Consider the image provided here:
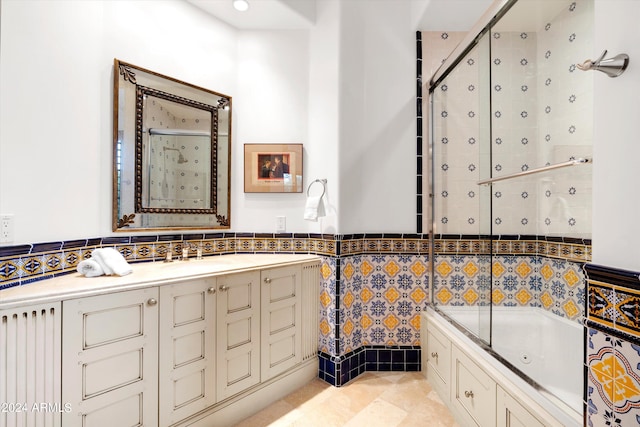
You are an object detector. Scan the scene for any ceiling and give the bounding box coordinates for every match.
[185,0,492,31]
[186,0,316,30]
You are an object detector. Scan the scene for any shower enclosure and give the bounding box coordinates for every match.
[427,0,593,415]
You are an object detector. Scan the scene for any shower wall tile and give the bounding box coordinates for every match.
[425,0,593,239]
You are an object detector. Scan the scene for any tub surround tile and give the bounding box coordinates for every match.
[586,264,640,427]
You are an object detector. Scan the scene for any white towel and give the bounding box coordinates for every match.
[77,259,105,277]
[304,195,325,222]
[91,248,133,276]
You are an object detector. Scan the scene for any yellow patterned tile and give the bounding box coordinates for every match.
[360,314,373,330]
[492,261,506,278]
[541,264,554,281]
[492,289,505,304]
[383,314,399,330]
[343,291,354,308]
[384,287,400,304]
[320,290,332,308]
[436,261,453,277]
[436,288,453,304]
[563,269,580,287]
[410,287,427,304]
[590,351,640,406]
[343,319,354,336]
[360,260,374,276]
[541,291,554,309]
[462,261,479,277]
[320,263,332,280]
[410,314,421,331]
[319,319,331,336]
[384,261,400,277]
[361,287,374,303]
[410,260,427,277]
[515,261,532,279]
[515,289,532,305]
[563,300,580,318]
[463,288,479,305]
[343,262,355,280]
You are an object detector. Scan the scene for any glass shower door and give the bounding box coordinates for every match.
[430,33,492,344]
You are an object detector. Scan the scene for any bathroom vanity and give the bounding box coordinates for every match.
[0,254,320,427]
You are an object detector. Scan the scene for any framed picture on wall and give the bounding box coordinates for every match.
[244,143,303,193]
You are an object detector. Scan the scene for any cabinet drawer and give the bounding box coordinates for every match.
[452,345,496,427]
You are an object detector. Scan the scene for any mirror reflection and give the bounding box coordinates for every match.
[113,59,231,231]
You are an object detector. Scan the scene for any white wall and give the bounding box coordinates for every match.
[0,0,486,245]
[0,0,238,244]
[592,0,640,271]
[337,0,417,233]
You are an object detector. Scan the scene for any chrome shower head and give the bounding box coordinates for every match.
[178,153,188,164]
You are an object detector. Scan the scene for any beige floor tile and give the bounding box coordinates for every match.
[233,371,458,427]
[343,398,408,427]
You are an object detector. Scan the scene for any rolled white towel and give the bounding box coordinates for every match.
[77,259,105,278]
[91,248,133,276]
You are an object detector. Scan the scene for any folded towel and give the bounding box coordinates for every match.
[91,248,133,276]
[304,195,325,222]
[77,259,105,277]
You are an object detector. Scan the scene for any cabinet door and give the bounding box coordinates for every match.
[496,385,545,427]
[424,320,451,401]
[0,302,62,427]
[159,279,216,426]
[261,265,302,381]
[452,345,496,427]
[216,271,260,400]
[62,287,158,427]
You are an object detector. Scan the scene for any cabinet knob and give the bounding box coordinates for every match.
[464,390,474,398]
[264,277,272,284]
[147,298,158,306]
[431,352,438,359]
[219,285,229,292]
[207,287,216,294]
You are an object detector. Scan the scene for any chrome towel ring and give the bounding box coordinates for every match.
[307,179,327,198]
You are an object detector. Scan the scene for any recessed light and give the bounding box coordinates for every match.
[233,0,249,12]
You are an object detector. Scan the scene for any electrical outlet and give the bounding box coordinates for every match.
[276,216,286,233]
[1,214,14,243]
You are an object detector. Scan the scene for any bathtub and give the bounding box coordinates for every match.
[427,306,583,426]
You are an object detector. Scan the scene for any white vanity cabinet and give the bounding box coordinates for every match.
[62,287,159,427]
[2,255,320,427]
[215,271,261,400]
[159,279,217,425]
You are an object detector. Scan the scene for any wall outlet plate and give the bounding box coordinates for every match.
[1,214,14,243]
[276,216,286,233]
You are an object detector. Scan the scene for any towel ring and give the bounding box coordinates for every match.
[307,179,327,198]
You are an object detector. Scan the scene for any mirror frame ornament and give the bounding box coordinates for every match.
[112,59,232,231]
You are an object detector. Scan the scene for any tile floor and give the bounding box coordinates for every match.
[232,371,460,427]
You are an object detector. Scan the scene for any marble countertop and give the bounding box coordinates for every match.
[0,254,321,309]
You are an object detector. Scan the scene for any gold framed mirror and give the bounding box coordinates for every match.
[112,59,231,231]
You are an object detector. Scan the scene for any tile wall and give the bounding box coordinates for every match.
[586,264,640,426]
[0,233,590,388]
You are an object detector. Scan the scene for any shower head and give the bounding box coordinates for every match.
[163,146,188,164]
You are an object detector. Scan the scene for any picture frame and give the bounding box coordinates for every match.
[244,143,303,193]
